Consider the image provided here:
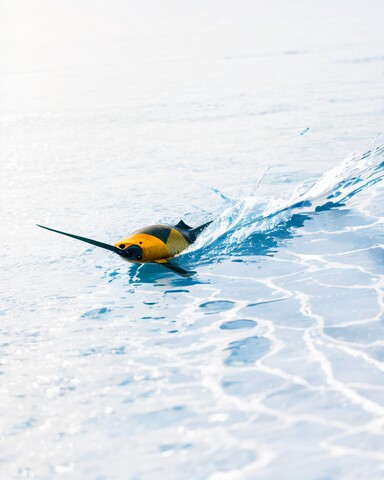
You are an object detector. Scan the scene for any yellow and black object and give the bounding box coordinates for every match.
[36,219,211,276]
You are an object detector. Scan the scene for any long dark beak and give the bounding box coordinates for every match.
[36,224,123,255]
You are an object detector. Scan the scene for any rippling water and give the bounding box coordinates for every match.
[1,1,384,479]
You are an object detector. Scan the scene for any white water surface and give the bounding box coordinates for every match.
[1,1,384,479]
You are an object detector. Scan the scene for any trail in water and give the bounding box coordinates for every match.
[182,145,384,265]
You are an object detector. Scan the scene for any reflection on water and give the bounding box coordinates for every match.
[1,1,384,478]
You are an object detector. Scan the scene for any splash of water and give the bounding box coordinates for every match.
[184,145,384,263]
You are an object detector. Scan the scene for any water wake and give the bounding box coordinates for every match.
[183,145,384,264]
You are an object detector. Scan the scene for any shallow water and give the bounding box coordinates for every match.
[1,1,384,479]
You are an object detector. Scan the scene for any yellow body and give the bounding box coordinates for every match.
[114,227,190,262]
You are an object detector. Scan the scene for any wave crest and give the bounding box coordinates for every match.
[184,145,384,263]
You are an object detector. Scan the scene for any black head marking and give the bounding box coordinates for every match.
[139,226,171,244]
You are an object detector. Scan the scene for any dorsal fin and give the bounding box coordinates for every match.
[174,219,192,230]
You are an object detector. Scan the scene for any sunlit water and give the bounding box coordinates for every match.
[1,1,384,479]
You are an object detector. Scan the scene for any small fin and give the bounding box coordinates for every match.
[154,260,196,277]
[174,219,192,230]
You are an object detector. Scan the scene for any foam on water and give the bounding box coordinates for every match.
[183,145,384,265]
[1,1,384,478]
[56,145,383,480]
[1,149,383,480]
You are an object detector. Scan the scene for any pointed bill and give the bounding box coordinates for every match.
[36,224,122,254]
